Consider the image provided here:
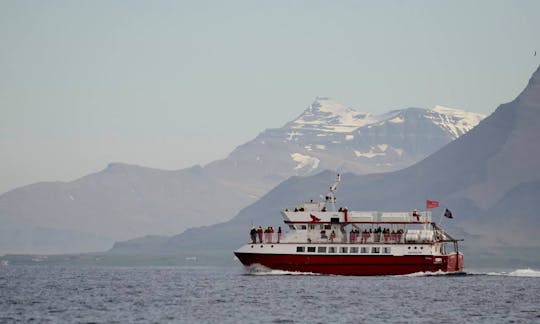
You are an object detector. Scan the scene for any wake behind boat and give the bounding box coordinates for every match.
[234,174,464,276]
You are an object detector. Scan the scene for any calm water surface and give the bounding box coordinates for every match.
[1,265,539,323]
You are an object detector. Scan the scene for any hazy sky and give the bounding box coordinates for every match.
[1,0,539,194]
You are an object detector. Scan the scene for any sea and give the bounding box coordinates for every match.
[1,265,539,323]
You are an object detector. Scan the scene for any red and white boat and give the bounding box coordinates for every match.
[234,175,464,276]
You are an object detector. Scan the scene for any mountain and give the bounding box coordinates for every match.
[111,66,540,267]
[0,99,483,254]
[205,98,484,181]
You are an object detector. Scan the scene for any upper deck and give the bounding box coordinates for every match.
[283,208,431,224]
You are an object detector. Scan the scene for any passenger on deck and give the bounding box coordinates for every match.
[362,229,369,243]
[250,226,257,244]
[277,226,282,243]
[257,226,263,243]
[349,229,355,243]
[412,209,420,221]
[330,230,336,243]
[397,229,403,242]
[320,230,327,239]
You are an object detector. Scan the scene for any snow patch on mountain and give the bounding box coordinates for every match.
[286,131,303,141]
[290,153,320,171]
[290,97,375,133]
[430,105,485,139]
[388,116,405,124]
[354,149,387,158]
[377,144,388,151]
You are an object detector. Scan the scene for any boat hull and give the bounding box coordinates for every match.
[234,252,463,276]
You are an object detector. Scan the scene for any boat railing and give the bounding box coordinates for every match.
[250,230,438,245]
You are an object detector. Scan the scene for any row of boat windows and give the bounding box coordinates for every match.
[296,246,394,254]
[295,246,426,254]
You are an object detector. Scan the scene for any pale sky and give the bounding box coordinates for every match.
[1,0,539,194]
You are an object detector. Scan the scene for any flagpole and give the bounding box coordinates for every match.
[437,208,445,225]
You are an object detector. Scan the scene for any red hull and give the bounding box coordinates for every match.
[235,252,464,276]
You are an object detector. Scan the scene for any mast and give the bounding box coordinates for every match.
[325,174,340,211]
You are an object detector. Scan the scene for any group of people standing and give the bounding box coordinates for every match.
[250,226,282,244]
[350,227,404,243]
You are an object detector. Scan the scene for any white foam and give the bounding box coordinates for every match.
[400,270,458,277]
[404,268,540,277]
[245,264,320,276]
[485,268,540,277]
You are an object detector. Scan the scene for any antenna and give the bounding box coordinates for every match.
[325,173,340,211]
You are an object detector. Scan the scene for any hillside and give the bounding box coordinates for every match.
[0,99,484,254]
[112,66,540,267]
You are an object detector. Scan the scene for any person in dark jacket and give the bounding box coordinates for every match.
[250,227,257,244]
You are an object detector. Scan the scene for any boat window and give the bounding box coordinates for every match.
[320,225,325,230]
[307,247,316,253]
[340,247,348,253]
[324,225,331,230]
[371,247,380,254]
[360,247,368,254]
[317,246,327,253]
[383,247,391,254]
[328,247,336,253]
[350,247,359,253]
[296,246,305,252]
[300,225,307,230]
[289,225,296,230]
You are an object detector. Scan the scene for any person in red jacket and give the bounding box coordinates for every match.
[257,226,263,243]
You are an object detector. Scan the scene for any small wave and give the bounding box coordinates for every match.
[400,270,467,277]
[485,268,540,277]
[244,264,320,276]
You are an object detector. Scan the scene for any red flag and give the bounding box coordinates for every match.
[426,200,439,209]
[310,214,321,222]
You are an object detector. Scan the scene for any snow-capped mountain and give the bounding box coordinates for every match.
[288,97,377,133]
[118,65,540,267]
[207,97,485,181]
[0,97,484,254]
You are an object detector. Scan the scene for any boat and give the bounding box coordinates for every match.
[234,174,464,276]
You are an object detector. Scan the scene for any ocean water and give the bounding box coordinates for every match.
[1,265,539,323]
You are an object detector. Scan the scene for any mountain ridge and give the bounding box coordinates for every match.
[110,65,540,267]
[0,98,485,254]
